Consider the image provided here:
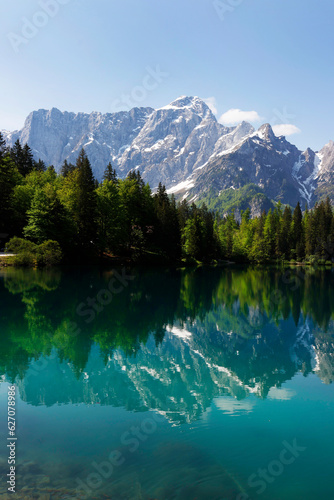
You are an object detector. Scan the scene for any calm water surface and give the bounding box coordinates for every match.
[0,265,334,499]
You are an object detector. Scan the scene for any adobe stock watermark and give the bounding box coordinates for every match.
[7,0,73,54]
[270,107,296,127]
[111,65,169,111]
[235,439,306,500]
[75,412,164,499]
[213,0,245,22]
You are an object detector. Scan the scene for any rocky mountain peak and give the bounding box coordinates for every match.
[256,123,276,142]
[159,96,213,119]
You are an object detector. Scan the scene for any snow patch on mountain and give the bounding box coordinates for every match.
[292,151,322,204]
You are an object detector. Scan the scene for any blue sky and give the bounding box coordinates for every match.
[1,0,333,151]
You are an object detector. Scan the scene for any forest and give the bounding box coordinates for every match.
[1,132,334,266]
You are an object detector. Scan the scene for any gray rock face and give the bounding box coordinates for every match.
[4,106,154,180]
[117,96,254,188]
[2,97,334,208]
[312,141,334,203]
[173,122,334,208]
[2,96,253,187]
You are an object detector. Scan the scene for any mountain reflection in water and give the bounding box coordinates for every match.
[1,265,333,423]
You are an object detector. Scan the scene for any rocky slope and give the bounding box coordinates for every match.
[174,123,334,209]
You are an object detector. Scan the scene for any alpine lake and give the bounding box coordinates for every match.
[0,264,334,499]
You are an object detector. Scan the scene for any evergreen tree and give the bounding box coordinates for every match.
[103,163,118,182]
[292,202,304,260]
[74,149,98,253]
[153,183,181,260]
[277,206,292,259]
[118,171,154,254]
[10,140,35,177]
[10,139,23,171]
[34,159,46,172]
[60,159,75,177]
[96,179,123,254]
[0,132,8,161]
[0,155,22,235]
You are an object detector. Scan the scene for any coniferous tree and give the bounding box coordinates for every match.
[34,159,47,172]
[22,144,35,176]
[10,140,35,177]
[60,159,75,177]
[75,149,98,253]
[292,202,304,260]
[0,132,8,161]
[0,155,22,235]
[304,206,315,257]
[96,178,123,254]
[10,139,23,171]
[103,163,118,183]
[277,206,292,259]
[118,170,154,254]
[153,183,181,260]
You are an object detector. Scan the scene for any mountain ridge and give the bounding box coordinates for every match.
[3,96,334,209]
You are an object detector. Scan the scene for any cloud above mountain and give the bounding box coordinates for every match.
[219,108,263,125]
[272,124,301,137]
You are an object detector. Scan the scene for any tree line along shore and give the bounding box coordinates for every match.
[1,133,334,267]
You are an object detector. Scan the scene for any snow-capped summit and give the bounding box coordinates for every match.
[159,96,213,119]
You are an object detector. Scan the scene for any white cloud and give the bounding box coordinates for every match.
[204,97,218,115]
[268,388,296,400]
[215,397,255,415]
[272,124,301,137]
[219,108,262,125]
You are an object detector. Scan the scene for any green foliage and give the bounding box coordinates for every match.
[0,154,23,233]
[6,237,37,254]
[11,252,36,267]
[36,240,63,266]
[6,238,62,267]
[200,184,275,215]
[96,178,124,253]
[23,185,74,247]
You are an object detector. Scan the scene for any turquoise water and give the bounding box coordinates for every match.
[0,266,334,499]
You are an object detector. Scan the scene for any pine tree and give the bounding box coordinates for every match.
[292,202,304,260]
[263,209,276,260]
[34,159,46,172]
[0,155,22,234]
[103,163,118,182]
[60,159,75,177]
[0,132,8,161]
[277,206,292,259]
[304,206,314,257]
[153,183,181,260]
[10,140,23,171]
[118,171,154,254]
[96,179,123,254]
[74,149,98,253]
[10,140,34,176]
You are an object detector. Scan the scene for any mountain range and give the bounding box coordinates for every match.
[3,96,334,212]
